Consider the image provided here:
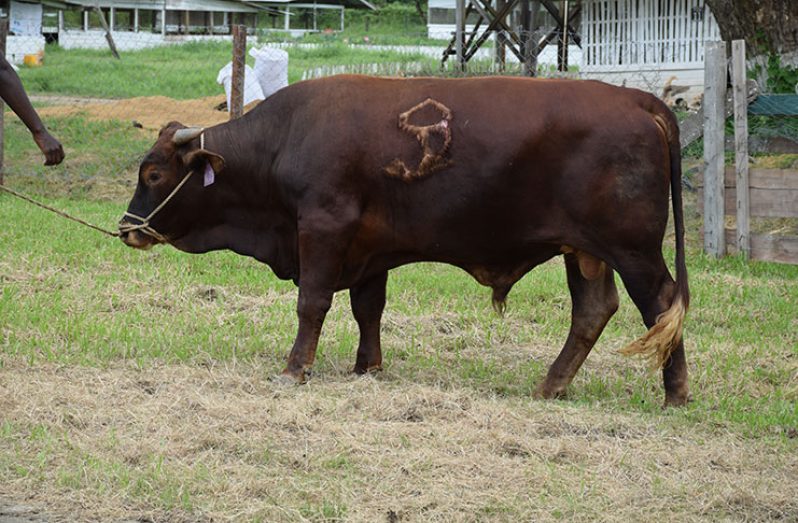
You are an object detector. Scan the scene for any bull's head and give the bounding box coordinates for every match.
[119,122,225,250]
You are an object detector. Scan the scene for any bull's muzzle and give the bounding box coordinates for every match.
[118,220,157,249]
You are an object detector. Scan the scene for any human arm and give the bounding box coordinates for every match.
[0,55,64,165]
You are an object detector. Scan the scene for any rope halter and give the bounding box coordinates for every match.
[119,127,207,244]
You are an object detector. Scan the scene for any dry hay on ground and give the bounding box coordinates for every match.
[36,96,239,131]
[0,361,796,522]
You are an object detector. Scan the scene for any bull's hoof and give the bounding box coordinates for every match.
[663,393,690,408]
[352,365,383,375]
[533,382,567,400]
[271,368,310,386]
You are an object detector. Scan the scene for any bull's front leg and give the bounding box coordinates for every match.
[280,212,357,383]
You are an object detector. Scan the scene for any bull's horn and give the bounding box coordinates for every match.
[172,127,204,146]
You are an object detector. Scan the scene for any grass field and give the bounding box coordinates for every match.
[19,42,429,98]
[1,45,797,521]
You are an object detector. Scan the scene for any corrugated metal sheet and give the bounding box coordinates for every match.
[247,0,375,10]
[64,0,258,12]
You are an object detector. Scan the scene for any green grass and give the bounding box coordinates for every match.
[18,41,430,99]
[1,187,796,434]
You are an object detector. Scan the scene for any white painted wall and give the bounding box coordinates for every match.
[58,29,234,51]
[6,35,46,64]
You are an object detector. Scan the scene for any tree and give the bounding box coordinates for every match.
[706,0,798,91]
[705,0,798,63]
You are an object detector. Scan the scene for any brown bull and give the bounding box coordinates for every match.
[120,75,690,406]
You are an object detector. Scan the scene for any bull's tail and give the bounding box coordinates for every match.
[619,112,690,370]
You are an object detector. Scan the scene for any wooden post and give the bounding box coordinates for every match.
[519,0,530,75]
[703,41,727,258]
[557,0,569,72]
[454,0,465,71]
[0,20,6,187]
[731,39,750,259]
[94,4,120,59]
[525,0,541,76]
[230,24,246,120]
[495,0,506,71]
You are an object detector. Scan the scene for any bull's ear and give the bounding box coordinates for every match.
[183,149,225,175]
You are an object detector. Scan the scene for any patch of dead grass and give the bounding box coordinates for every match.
[0,361,796,522]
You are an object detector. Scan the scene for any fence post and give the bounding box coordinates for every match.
[0,19,6,187]
[230,24,247,120]
[731,39,750,258]
[703,41,727,258]
[455,0,465,71]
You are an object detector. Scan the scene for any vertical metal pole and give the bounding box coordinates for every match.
[703,41,727,257]
[0,20,6,186]
[455,0,465,71]
[230,24,247,120]
[732,39,750,258]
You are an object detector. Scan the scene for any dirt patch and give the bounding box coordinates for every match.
[1,361,796,522]
[36,96,237,131]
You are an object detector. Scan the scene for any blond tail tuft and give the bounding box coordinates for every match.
[619,296,686,370]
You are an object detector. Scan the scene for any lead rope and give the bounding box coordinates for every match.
[2,130,206,242]
[0,184,121,237]
[1,167,197,242]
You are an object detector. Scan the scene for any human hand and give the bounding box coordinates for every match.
[33,130,65,166]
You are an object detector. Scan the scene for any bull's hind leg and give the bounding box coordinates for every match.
[535,253,619,399]
[615,254,689,407]
[350,271,388,374]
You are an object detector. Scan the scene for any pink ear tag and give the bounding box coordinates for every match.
[203,161,215,187]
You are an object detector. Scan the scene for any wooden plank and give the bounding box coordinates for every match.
[732,39,750,258]
[230,24,246,120]
[724,230,798,265]
[697,187,798,218]
[703,41,727,257]
[697,167,798,189]
[455,0,464,70]
[696,168,798,218]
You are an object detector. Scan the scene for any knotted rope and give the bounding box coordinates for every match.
[2,128,207,242]
[0,183,120,237]
[1,167,197,242]
[118,168,196,243]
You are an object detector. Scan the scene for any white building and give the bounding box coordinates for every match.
[428,0,721,94]
[0,0,263,61]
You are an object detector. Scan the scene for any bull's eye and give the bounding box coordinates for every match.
[148,172,162,184]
